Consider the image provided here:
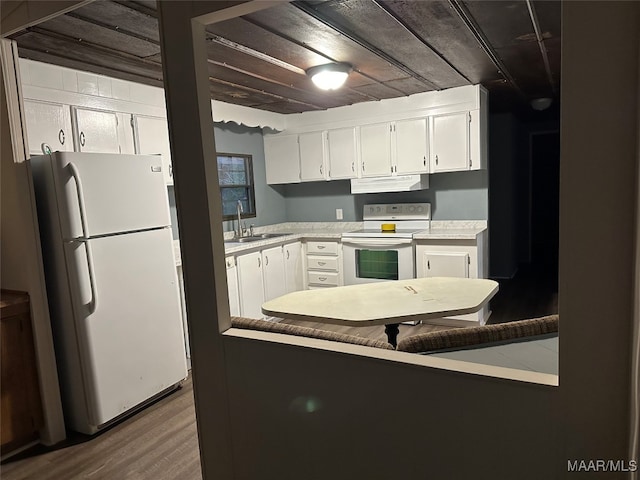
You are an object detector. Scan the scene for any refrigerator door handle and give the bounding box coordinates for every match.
[68,162,98,313]
[80,240,99,314]
[68,162,91,238]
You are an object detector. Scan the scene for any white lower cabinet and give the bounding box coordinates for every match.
[262,246,287,302]
[237,251,265,319]
[416,241,487,323]
[422,252,470,278]
[235,242,305,319]
[226,256,240,316]
[284,242,304,293]
[305,240,342,288]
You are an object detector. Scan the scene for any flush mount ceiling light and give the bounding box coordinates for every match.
[306,63,352,91]
[531,97,553,111]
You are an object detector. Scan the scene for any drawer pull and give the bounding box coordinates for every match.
[318,261,326,266]
[318,276,327,281]
[317,245,326,250]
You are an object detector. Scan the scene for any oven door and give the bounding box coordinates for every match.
[342,237,414,285]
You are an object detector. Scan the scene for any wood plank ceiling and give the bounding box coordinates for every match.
[8,0,560,117]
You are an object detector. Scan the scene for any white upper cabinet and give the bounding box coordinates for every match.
[73,107,120,154]
[359,118,429,176]
[430,111,470,173]
[359,123,392,177]
[394,117,428,174]
[264,134,301,184]
[299,131,327,181]
[23,100,73,155]
[428,109,485,173]
[134,115,173,185]
[327,127,358,179]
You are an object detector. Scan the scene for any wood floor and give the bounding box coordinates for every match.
[1,379,202,480]
[1,267,557,480]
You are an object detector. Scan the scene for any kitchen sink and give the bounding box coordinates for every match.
[225,233,291,244]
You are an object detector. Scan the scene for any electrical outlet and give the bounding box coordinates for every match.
[336,208,343,220]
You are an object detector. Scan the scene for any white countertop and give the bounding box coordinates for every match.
[413,221,487,240]
[262,277,498,326]
[172,221,488,265]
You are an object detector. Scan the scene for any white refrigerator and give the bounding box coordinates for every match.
[30,151,188,435]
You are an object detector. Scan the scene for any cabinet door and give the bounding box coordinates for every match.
[395,118,428,174]
[226,257,240,317]
[135,115,173,185]
[327,127,358,179]
[299,131,327,181]
[360,123,391,177]
[262,246,286,302]
[431,112,470,173]
[74,107,121,154]
[284,242,303,293]
[237,252,265,319]
[264,134,301,184]
[23,100,73,155]
[423,252,469,278]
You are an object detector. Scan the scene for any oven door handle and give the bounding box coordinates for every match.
[342,238,413,248]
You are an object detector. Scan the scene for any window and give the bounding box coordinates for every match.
[216,153,256,221]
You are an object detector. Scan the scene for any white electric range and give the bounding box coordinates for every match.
[341,203,431,285]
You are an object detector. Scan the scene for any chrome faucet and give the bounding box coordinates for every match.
[235,200,244,238]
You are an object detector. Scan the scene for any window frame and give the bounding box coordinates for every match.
[216,152,257,222]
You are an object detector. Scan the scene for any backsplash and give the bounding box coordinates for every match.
[283,169,488,222]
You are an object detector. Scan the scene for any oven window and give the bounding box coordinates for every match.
[356,250,399,280]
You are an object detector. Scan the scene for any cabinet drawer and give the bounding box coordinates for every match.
[307,271,339,286]
[307,255,339,271]
[306,241,338,255]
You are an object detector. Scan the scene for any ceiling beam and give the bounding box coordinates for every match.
[448,0,525,99]
[370,0,472,85]
[208,33,305,75]
[525,0,557,95]
[208,75,321,110]
[291,0,441,90]
[241,16,385,102]
[65,10,160,46]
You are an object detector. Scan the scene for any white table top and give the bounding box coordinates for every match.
[262,277,499,326]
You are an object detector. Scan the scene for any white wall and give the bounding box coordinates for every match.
[159,2,638,479]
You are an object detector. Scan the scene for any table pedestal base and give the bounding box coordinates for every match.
[384,324,400,348]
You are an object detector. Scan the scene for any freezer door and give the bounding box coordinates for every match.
[47,152,170,238]
[64,228,187,430]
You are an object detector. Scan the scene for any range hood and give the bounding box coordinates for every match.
[350,174,429,194]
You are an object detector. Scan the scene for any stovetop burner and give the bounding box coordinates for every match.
[342,203,431,239]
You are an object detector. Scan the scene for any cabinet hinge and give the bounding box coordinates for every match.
[468,256,471,265]
[130,116,135,128]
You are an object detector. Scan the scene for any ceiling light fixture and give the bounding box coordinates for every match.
[531,97,553,111]
[306,63,352,91]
